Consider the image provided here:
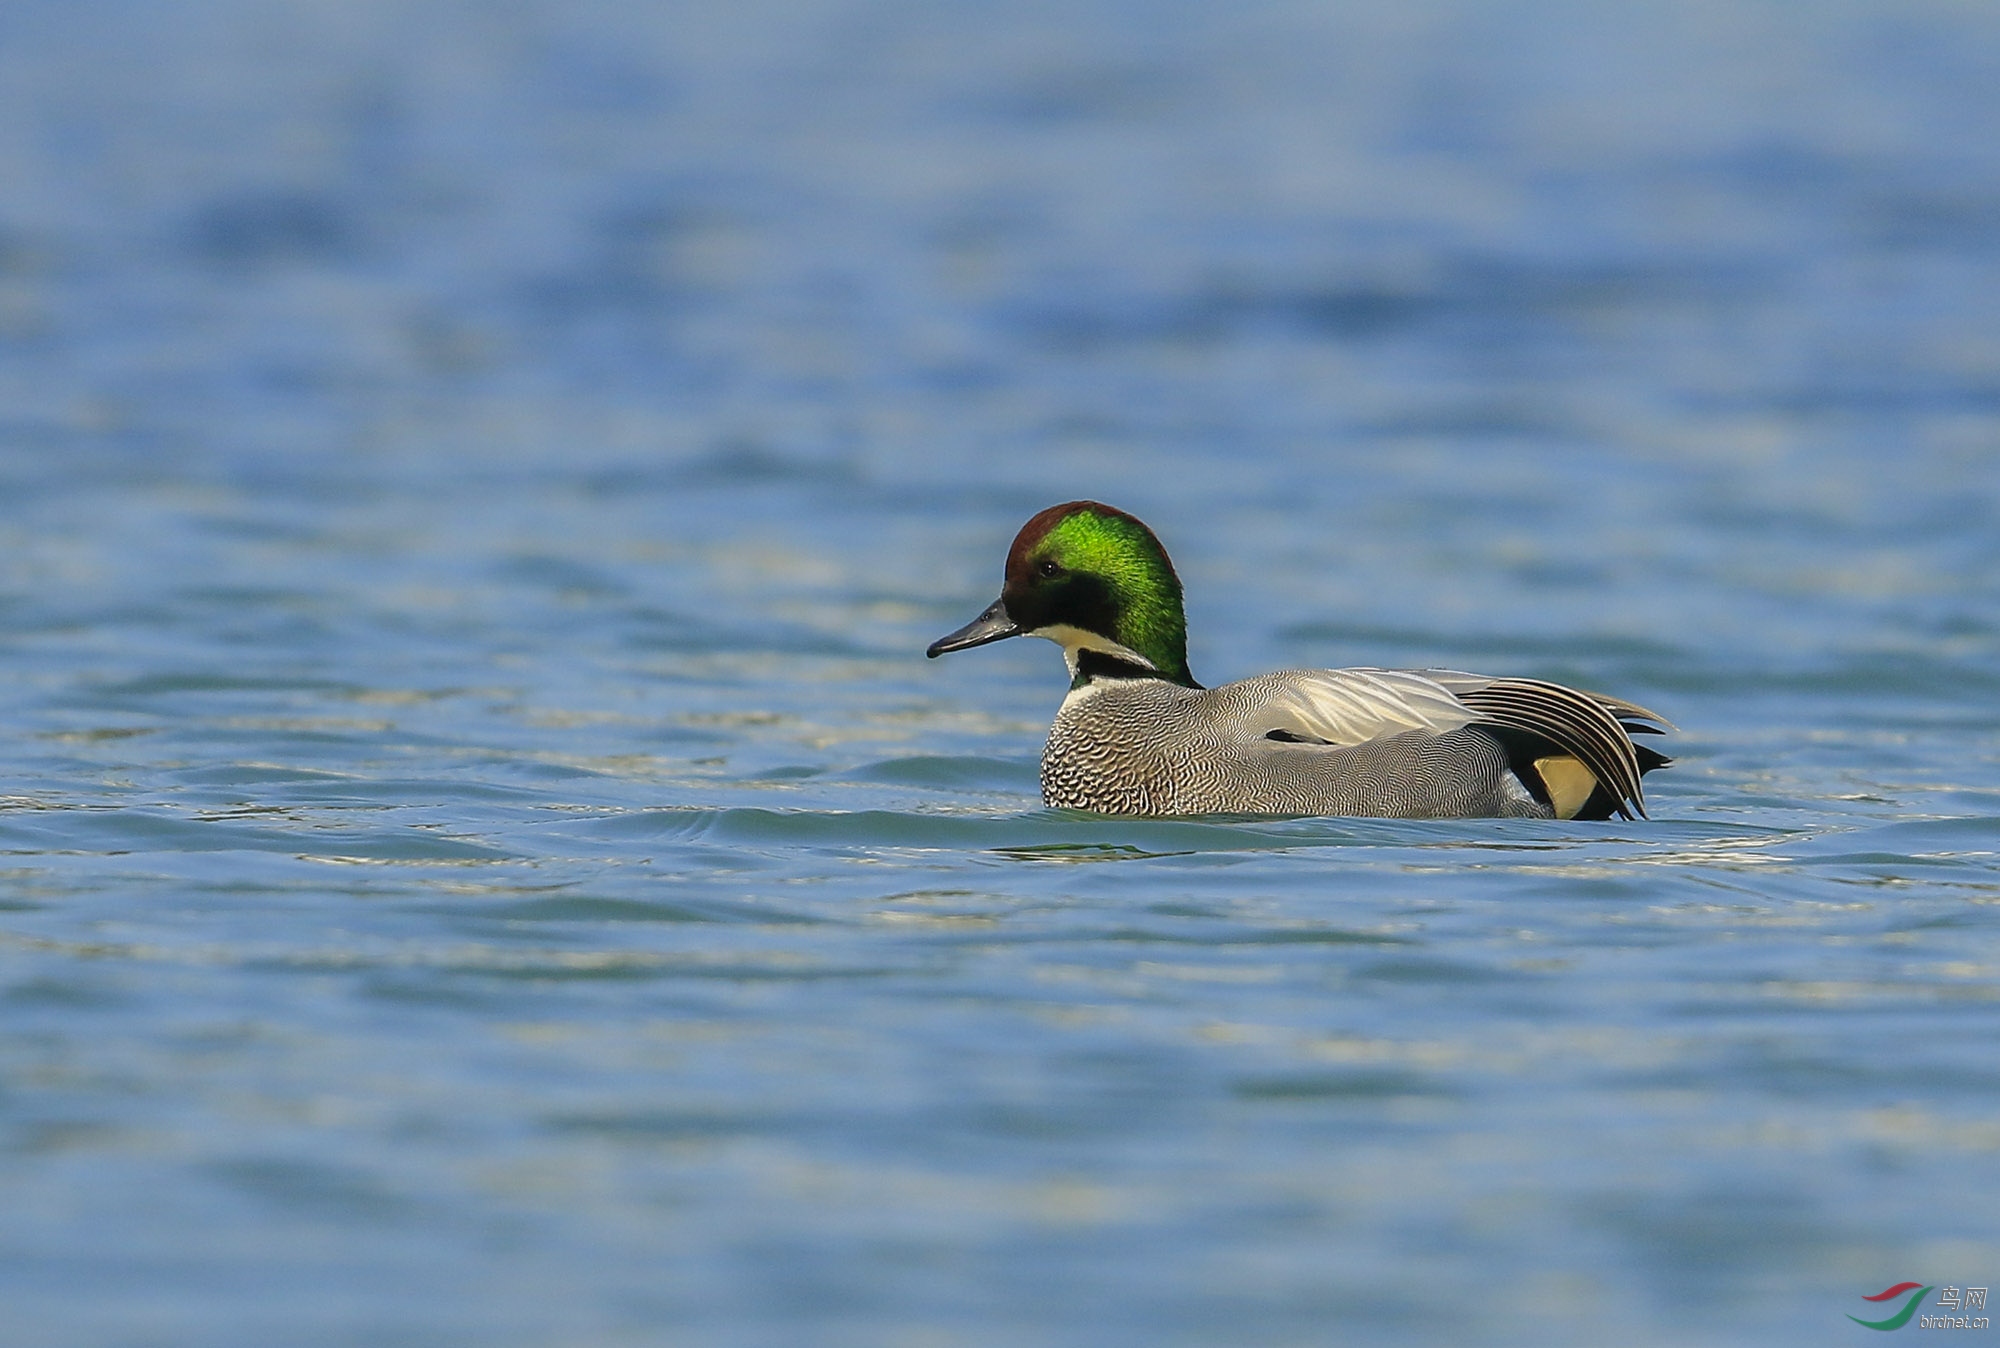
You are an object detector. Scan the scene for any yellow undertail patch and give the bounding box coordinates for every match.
[1533,754,1599,820]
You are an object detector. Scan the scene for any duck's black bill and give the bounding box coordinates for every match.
[926,598,1020,657]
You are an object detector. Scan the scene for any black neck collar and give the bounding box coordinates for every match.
[1072,649,1202,690]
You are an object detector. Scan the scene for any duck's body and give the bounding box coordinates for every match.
[928,502,1670,821]
[1042,668,1661,818]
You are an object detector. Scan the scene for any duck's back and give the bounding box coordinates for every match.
[1042,676,1551,818]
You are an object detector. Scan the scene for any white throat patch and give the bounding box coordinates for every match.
[1030,624,1158,679]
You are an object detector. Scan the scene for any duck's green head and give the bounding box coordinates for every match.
[926,501,1197,688]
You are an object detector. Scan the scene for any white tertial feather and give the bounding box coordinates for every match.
[1241,668,1477,746]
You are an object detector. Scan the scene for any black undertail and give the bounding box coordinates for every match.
[1455,678,1672,821]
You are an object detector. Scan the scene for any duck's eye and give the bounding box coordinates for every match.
[1037,559,1062,578]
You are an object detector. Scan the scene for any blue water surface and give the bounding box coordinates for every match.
[2,2,1999,1344]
